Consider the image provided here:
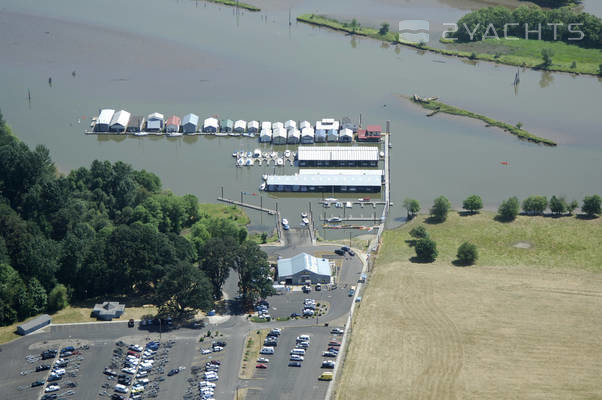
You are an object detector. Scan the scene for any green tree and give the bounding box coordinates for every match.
[409,225,428,239]
[235,241,273,307]
[414,238,438,262]
[567,200,579,215]
[497,196,520,221]
[350,18,360,33]
[48,284,69,313]
[0,263,26,325]
[582,195,601,217]
[199,237,237,300]
[403,198,420,219]
[379,22,390,36]
[462,195,483,214]
[541,48,554,67]
[27,278,48,315]
[154,262,213,318]
[522,195,548,215]
[599,64,602,76]
[430,196,451,222]
[549,195,567,215]
[456,242,478,265]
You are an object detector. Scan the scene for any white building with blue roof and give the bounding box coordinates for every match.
[277,253,332,285]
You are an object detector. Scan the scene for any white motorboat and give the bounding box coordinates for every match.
[324,198,337,202]
[237,158,244,167]
[167,131,183,137]
[302,218,309,225]
[380,151,385,158]
[263,152,269,158]
[335,202,343,208]
[282,218,289,225]
[301,212,308,218]
[271,151,278,159]
[284,150,291,158]
[262,175,268,181]
[327,217,342,223]
[276,158,284,166]
[247,151,253,158]
[245,159,253,166]
[232,152,238,157]
[135,131,149,137]
[253,149,262,157]
[249,132,255,138]
[345,202,353,208]
[260,182,266,190]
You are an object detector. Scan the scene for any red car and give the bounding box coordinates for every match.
[328,341,341,347]
[256,363,268,369]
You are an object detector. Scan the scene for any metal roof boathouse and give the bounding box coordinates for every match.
[182,113,199,134]
[297,146,379,167]
[95,109,115,132]
[265,173,381,193]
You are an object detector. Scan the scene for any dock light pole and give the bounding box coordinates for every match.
[240,191,243,204]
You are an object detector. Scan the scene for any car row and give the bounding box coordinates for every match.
[335,246,355,257]
[303,298,316,317]
[198,341,227,399]
[288,334,311,367]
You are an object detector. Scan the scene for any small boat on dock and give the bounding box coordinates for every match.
[253,148,262,157]
[335,202,343,208]
[327,217,342,223]
[284,149,291,158]
[237,158,244,167]
[345,202,353,208]
[276,158,284,166]
[263,152,269,158]
[302,217,309,225]
[379,151,385,158]
[301,212,308,218]
[246,151,253,158]
[260,182,266,190]
[262,174,268,181]
[246,159,253,166]
[282,218,289,225]
[232,152,238,157]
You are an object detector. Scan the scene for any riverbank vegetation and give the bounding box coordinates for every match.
[206,0,260,12]
[0,110,272,329]
[297,10,602,76]
[408,95,557,145]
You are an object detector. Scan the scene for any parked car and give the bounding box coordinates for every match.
[41,395,58,400]
[257,357,270,363]
[36,365,51,372]
[331,328,344,334]
[128,319,135,328]
[348,249,355,257]
[288,361,302,367]
[213,341,227,347]
[111,395,125,400]
[290,312,301,318]
[341,246,350,252]
[290,354,304,361]
[319,372,333,380]
[334,249,345,256]
[47,374,61,382]
[328,340,341,346]
[260,347,275,355]
[45,385,60,393]
[167,368,180,376]
[315,283,321,291]
[31,380,45,387]
[321,360,336,369]
[323,351,337,357]
[256,363,268,369]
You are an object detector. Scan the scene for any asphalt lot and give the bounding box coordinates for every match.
[244,326,338,400]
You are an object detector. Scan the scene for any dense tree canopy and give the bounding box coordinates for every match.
[430,196,451,222]
[0,111,271,326]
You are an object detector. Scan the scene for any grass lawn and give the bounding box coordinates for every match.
[408,96,557,145]
[337,211,602,400]
[199,203,250,227]
[239,329,269,379]
[379,211,602,271]
[205,0,260,12]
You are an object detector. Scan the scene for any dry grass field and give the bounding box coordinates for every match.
[337,212,602,400]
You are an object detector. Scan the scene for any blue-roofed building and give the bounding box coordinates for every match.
[182,113,199,134]
[277,253,332,285]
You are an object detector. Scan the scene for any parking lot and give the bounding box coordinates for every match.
[245,325,342,400]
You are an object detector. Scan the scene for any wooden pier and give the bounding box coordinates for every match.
[217,197,277,215]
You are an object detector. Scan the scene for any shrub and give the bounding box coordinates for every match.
[549,195,567,215]
[522,196,548,215]
[567,200,579,215]
[430,196,451,222]
[497,197,520,221]
[48,284,69,313]
[409,225,428,239]
[462,195,483,214]
[582,195,601,217]
[469,52,477,60]
[541,48,554,67]
[403,198,420,218]
[414,238,438,262]
[457,242,478,265]
[261,232,268,244]
[379,22,390,36]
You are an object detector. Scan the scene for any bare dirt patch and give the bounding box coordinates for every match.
[337,262,602,400]
[513,241,533,249]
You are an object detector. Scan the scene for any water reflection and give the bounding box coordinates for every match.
[350,36,357,48]
[539,71,554,88]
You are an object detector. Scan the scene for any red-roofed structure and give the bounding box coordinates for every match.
[357,125,381,142]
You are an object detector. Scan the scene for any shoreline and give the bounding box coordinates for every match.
[406,95,557,146]
[296,14,601,77]
[206,0,260,12]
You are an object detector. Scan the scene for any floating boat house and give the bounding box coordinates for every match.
[234,120,246,133]
[327,129,339,142]
[301,127,315,144]
[265,173,382,193]
[260,128,272,143]
[357,125,382,142]
[287,128,300,144]
[147,112,165,132]
[221,119,233,133]
[181,113,199,133]
[248,120,259,133]
[95,109,115,132]
[285,120,297,131]
[110,110,131,132]
[341,117,358,133]
[126,115,144,133]
[261,121,272,131]
[315,129,327,143]
[298,168,384,183]
[272,122,284,131]
[297,146,379,167]
[299,120,311,130]
[203,117,218,133]
[339,128,353,142]
[166,115,181,133]
[272,127,287,144]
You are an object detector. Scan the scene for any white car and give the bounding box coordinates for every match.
[122,367,136,375]
[303,309,314,316]
[260,347,275,355]
[129,345,143,352]
[212,346,223,352]
[115,384,129,393]
[290,354,304,361]
[296,341,310,349]
[136,371,148,378]
[257,357,270,363]
[298,335,311,342]
[201,348,212,355]
[331,328,344,334]
[199,381,216,388]
[45,385,60,393]
[136,378,150,385]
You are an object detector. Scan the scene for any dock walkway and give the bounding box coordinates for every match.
[217,197,276,215]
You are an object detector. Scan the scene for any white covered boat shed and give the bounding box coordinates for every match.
[277,253,332,285]
[96,109,115,132]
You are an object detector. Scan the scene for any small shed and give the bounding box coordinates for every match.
[147,112,165,132]
[315,129,327,143]
[260,129,272,143]
[287,128,300,144]
[17,314,51,335]
[299,120,311,131]
[272,127,287,144]
[234,120,247,133]
[126,115,144,133]
[301,127,315,144]
[220,119,233,133]
[96,109,115,132]
[272,122,284,131]
[181,113,199,134]
[284,120,297,131]
[92,301,125,321]
[248,120,259,133]
[261,121,272,131]
[109,110,131,132]
[203,117,219,133]
[339,128,353,142]
[166,115,181,133]
[327,129,339,142]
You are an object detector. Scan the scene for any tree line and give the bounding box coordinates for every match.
[0,110,272,326]
[452,5,601,48]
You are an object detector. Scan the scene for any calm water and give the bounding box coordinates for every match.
[0,0,600,237]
